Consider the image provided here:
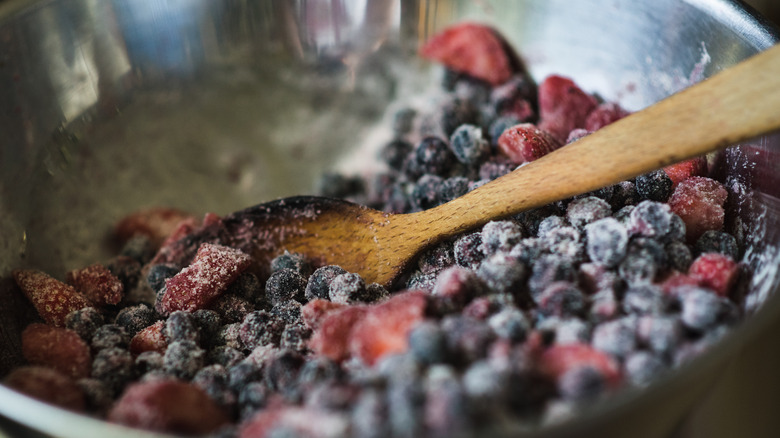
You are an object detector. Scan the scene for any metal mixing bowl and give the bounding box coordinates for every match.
[1,0,779,437]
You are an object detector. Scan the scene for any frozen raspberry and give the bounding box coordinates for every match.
[21,323,91,379]
[350,291,428,365]
[419,22,518,86]
[92,347,135,394]
[65,307,105,340]
[497,123,561,164]
[695,230,739,259]
[3,366,85,411]
[537,75,598,143]
[329,273,368,304]
[301,299,347,330]
[13,269,91,327]
[108,379,229,434]
[688,253,739,297]
[538,343,621,388]
[585,218,629,268]
[66,264,124,306]
[450,124,490,164]
[660,272,701,296]
[584,102,629,131]
[668,176,728,241]
[481,220,524,255]
[663,156,708,187]
[129,320,167,355]
[635,170,673,202]
[114,207,196,249]
[115,303,158,337]
[567,196,611,229]
[159,243,252,315]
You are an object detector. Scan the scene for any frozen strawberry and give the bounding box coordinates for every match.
[108,379,229,434]
[660,271,701,295]
[689,253,739,297]
[538,75,598,143]
[13,269,91,327]
[239,406,348,438]
[349,290,428,365]
[584,102,630,131]
[663,157,708,187]
[66,263,124,306]
[114,207,197,249]
[419,22,518,86]
[158,243,252,315]
[537,343,622,388]
[129,320,167,355]
[301,299,347,330]
[3,366,85,411]
[308,305,368,362]
[668,176,728,241]
[21,323,91,379]
[497,123,561,164]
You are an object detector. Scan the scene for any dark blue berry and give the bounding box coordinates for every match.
[226,272,263,303]
[135,351,164,375]
[316,172,364,199]
[387,378,425,438]
[680,288,722,332]
[115,303,158,337]
[65,307,104,340]
[163,340,205,380]
[192,309,222,347]
[265,268,307,305]
[264,350,304,395]
[627,201,672,238]
[380,139,414,171]
[211,294,255,324]
[528,254,577,297]
[280,322,311,352]
[238,382,269,420]
[454,232,485,269]
[479,155,515,180]
[610,180,640,209]
[164,310,200,344]
[695,230,739,259]
[585,218,628,268]
[410,174,444,211]
[228,362,263,392]
[329,273,367,304]
[477,253,527,295]
[364,283,390,303]
[624,351,667,386]
[488,116,520,148]
[438,176,471,203]
[592,317,637,359]
[418,242,455,274]
[239,311,283,350]
[270,300,302,326]
[508,237,544,265]
[636,315,684,357]
[216,323,243,350]
[442,316,496,363]
[488,307,529,342]
[408,321,449,365]
[536,282,586,318]
[270,252,313,278]
[305,265,348,301]
[92,347,135,394]
[192,364,235,412]
[618,238,667,284]
[106,255,143,291]
[91,324,130,351]
[118,235,156,264]
[481,220,524,255]
[441,98,481,138]
[622,284,666,315]
[566,196,611,229]
[635,170,673,202]
[449,124,490,164]
[76,378,113,413]
[413,136,456,176]
[146,264,179,294]
[207,346,245,368]
[392,108,416,136]
[462,360,510,407]
[541,226,584,260]
[297,357,342,389]
[351,388,391,438]
[665,241,693,272]
[536,216,566,237]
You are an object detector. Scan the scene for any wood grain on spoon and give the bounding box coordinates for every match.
[157,43,780,287]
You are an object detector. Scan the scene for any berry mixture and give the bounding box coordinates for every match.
[3,22,752,437]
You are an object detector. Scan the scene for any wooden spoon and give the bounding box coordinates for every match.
[155,43,780,287]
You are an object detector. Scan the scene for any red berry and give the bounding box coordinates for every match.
[129,320,167,355]
[660,271,701,295]
[308,305,368,362]
[497,123,561,164]
[3,366,85,411]
[108,380,229,434]
[689,253,739,297]
[159,243,252,315]
[537,343,622,388]
[13,269,91,327]
[537,75,598,143]
[66,263,124,306]
[21,323,91,379]
[668,176,728,242]
[301,299,347,330]
[114,207,196,249]
[349,290,428,365]
[663,157,708,187]
[584,102,630,131]
[419,22,518,86]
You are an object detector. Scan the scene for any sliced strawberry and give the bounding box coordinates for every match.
[537,342,622,388]
[537,75,598,143]
[108,380,229,434]
[689,253,739,298]
[308,305,368,362]
[497,123,561,164]
[420,22,518,86]
[158,243,252,315]
[3,366,85,411]
[663,157,708,187]
[301,299,347,330]
[668,176,728,242]
[349,290,428,365]
[21,323,91,379]
[13,269,91,327]
[129,320,167,355]
[584,102,630,131]
[66,263,124,306]
[114,207,196,248]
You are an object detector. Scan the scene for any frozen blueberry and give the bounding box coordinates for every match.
[210,294,255,324]
[408,321,449,365]
[528,254,577,297]
[509,237,545,265]
[622,284,666,315]
[135,351,164,375]
[92,347,135,394]
[91,324,130,351]
[418,242,456,274]
[441,98,481,138]
[545,317,591,345]
[65,307,104,341]
[608,180,640,210]
[280,322,312,352]
[413,136,456,176]
[695,230,739,259]
[627,201,673,238]
[557,365,607,401]
[192,309,223,347]
[439,176,471,203]
[381,139,414,171]
[239,311,282,350]
[351,387,391,438]
[146,264,179,294]
[589,289,620,323]
[636,315,684,357]
[264,350,305,395]
[225,272,263,303]
[406,269,439,292]
[270,300,303,326]
[462,360,509,406]
[106,256,143,292]
[305,265,348,301]
[207,346,245,368]
[76,378,113,413]
[665,213,687,243]
[680,288,722,332]
[238,381,269,420]
[585,218,628,267]
[665,241,693,272]
[477,253,527,296]
[297,357,342,389]
[488,307,529,342]
[265,268,307,305]
[442,316,496,363]
[481,220,524,255]
[164,310,200,344]
[566,196,611,229]
[270,252,314,278]
[410,174,444,211]
[592,317,637,359]
[488,115,520,147]
[164,340,206,380]
[387,378,425,438]
[541,226,584,261]
[364,283,390,303]
[624,351,667,386]
[454,232,485,269]
[618,238,667,284]
[479,155,516,180]
[316,172,364,198]
[536,216,566,238]
[192,364,235,412]
[635,170,673,202]
[536,282,586,318]
[430,266,485,314]
[115,303,158,337]
[118,235,156,264]
[450,124,490,164]
[328,273,367,304]
[216,323,243,350]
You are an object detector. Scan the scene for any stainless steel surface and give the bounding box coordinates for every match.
[0,0,778,437]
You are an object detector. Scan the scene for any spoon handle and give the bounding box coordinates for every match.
[420,43,780,236]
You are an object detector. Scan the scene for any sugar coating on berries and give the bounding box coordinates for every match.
[497,123,561,164]
[566,196,611,229]
[481,220,524,255]
[13,269,92,327]
[688,253,739,297]
[329,273,368,304]
[450,124,490,164]
[668,176,728,241]
[22,323,92,379]
[66,264,124,306]
[585,218,628,268]
[159,243,252,315]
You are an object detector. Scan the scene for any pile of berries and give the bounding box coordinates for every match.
[4,22,749,437]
